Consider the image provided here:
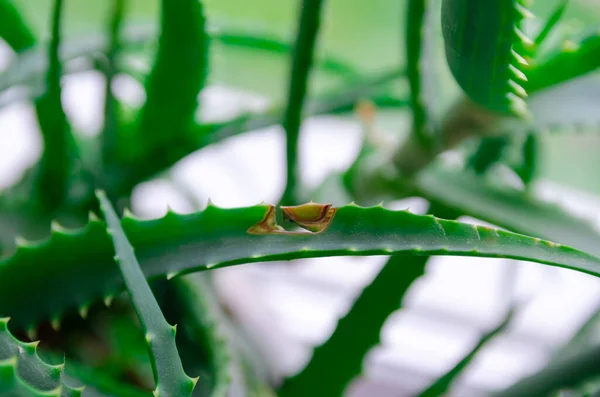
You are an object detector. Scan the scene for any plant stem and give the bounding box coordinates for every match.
[280,0,327,206]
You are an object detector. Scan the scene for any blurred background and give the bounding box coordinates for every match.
[1,0,600,395]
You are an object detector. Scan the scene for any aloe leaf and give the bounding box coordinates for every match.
[280,0,326,206]
[1,201,600,329]
[493,343,600,397]
[533,0,569,50]
[0,359,60,397]
[101,0,126,169]
[0,318,83,396]
[406,0,433,146]
[0,0,36,51]
[96,191,196,397]
[172,273,247,397]
[279,255,429,397]
[513,132,538,186]
[415,165,600,257]
[132,0,208,168]
[34,0,77,212]
[528,29,600,93]
[417,307,516,397]
[441,0,532,117]
[467,135,511,175]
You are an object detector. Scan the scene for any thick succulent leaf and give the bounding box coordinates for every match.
[101,0,126,166]
[415,165,600,257]
[97,191,195,397]
[493,343,600,397]
[0,0,36,51]
[280,0,326,206]
[131,0,208,167]
[532,0,569,49]
[279,255,428,397]
[528,29,600,93]
[1,202,599,329]
[441,0,532,116]
[417,307,516,397]
[34,0,77,212]
[0,318,83,396]
[467,135,511,175]
[172,273,247,397]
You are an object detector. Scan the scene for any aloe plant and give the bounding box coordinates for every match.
[1,0,600,395]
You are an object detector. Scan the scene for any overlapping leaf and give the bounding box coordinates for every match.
[0,202,599,331]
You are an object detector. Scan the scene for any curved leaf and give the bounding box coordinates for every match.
[441,0,532,116]
[417,307,516,397]
[493,343,600,397]
[34,0,77,212]
[280,0,326,205]
[130,0,208,174]
[528,29,600,94]
[97,191,195,397]
[0,318,83,396]
[0,202,599,329]
[0,0,36,51]
[415,165,600,257]
[278,255,428,397]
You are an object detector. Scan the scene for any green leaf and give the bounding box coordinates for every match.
[513,132,538,186]
[417,306,516,397]
[441,0,532,117]
[406,0,433,146]
[34,0,78,212]
[532,0,569,50]
[96,191,196,397]
[493,343,600,397]
[172,273,248,397]
[0,318,83,396]
[131,0,208,173]
[467,135,511,175]
[0,0,36,51]
[528,28,600,93]
[280,0,327,206]
[279,255,428,397]
[101,0,127,170]
[1,202,599,330]
[415,165,600,257]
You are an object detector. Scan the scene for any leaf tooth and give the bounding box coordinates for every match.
[0,317,9,329]
[346,201,359,207]
[514,27,534,48]
[103,294,115,307]
[78,305,89,319]
[509,64,528,82]
[170,324,177,335]
[50,220,68,233]
[190,376,200,388]
[14,235,31,248]
[561,39,580,52]
[88,211,101,223]
[21,340,40,355]
[511,49,529,67]
[25,326,37,341]
[50,316,61,332]
[507,93,530,118]
[122,207,138,220]
[166,271,179,280]
[515,2,535,19]
[205,263,217,269]
[508,80,528,99]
